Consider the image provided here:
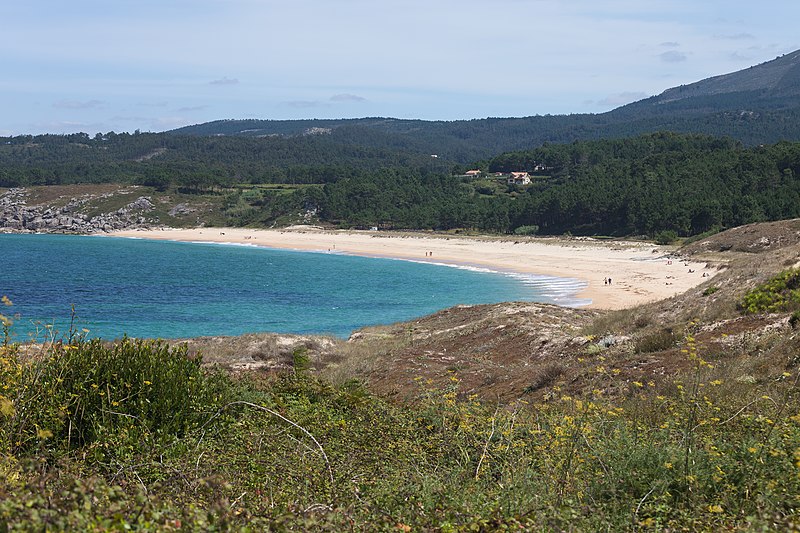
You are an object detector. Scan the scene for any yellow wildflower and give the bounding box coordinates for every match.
[0,396,15,417]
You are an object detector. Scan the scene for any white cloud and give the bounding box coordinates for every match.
[714,33,756,40]
[331,94,367,102]
[659,50,688,63]
[53,99,104,110]
[209,77,239,86]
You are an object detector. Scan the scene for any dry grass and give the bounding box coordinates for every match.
[581,304,651,337]
[180,332,341,373]
[523,362,565,393]
[24,184,131,206]
[635,327,679,354]
[320,332,410,386]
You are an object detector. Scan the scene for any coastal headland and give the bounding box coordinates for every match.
[108,226,714,310]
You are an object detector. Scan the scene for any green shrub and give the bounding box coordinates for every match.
[682,225,723,245]
[585,343,606,355]
[702,286,720,296]
[739,268,800,314]
[635,328,677,353]
[513,225,539,235]
[7,338,228,454]
[654,230,679,245]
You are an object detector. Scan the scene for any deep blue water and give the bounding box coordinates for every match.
[0,234,587,341]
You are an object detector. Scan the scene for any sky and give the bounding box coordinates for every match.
[2,0,798,136]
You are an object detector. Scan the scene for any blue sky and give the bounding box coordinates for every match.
[2,0,798,135]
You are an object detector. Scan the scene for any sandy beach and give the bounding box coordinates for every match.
[107,226,715,310]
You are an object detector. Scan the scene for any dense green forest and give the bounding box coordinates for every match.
[481,133,800,235]
[0,131,452,189]
[3,131,800,237]
[170,106,800,163]
[287,133,800,237]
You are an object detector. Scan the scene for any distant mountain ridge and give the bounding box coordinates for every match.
[653,49,800,104]
[169,50,800,161]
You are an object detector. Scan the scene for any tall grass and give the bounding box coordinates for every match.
[2,325,799,530]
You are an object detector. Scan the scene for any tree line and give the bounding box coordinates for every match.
[0,131,452,189]
[2,131,800,237]
[291,132,800,236]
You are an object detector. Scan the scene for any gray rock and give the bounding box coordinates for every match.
[0,188,159,234]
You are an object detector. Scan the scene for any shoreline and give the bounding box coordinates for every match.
[106,226,715,310]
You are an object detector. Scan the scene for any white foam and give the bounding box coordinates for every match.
[386,257,590,307]
[189,240,260,249]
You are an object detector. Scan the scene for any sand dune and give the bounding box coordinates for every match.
[107,226,714,310]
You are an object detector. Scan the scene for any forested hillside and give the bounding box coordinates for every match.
[0,131,452,189]
[3,132,800,237]
[170,51,800,161]
[482,133,800,235]
[168,106,800,163]
[307,133,800,236]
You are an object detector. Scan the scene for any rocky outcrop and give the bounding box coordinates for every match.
[168,203,196,217]
[0,188,158,234]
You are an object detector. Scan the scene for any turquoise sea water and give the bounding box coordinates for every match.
[1,234,588,341]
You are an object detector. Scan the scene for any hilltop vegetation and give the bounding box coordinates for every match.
[3,222,800,530]
[172,50,800,159]
[481,133,800,236]
[4,132,800,238]
[0,130,452,189]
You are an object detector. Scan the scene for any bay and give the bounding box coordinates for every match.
[1,234,587,341]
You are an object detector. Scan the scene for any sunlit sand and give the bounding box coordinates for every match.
[108,226,713,310]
